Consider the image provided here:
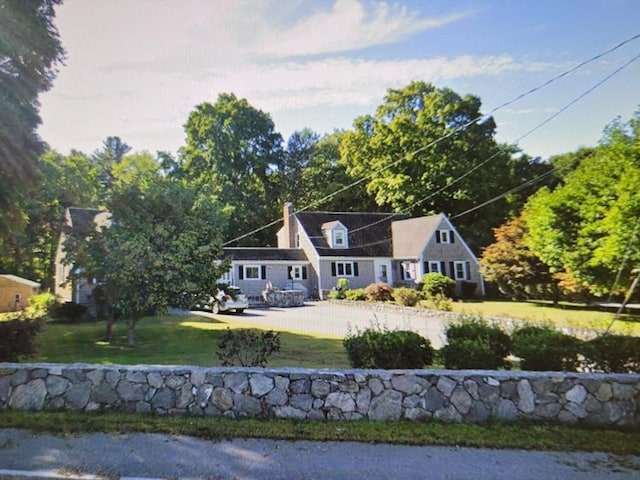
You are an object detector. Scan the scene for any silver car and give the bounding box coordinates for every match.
[210,285,249,314]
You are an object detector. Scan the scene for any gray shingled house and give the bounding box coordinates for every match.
[54,207,111,309]
[55,204,484,307]
[222,203,484,300]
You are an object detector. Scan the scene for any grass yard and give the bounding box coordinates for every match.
[450,300,640,336]
[34,314,349,368]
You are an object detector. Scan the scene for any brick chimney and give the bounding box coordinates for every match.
[283,202,296,248]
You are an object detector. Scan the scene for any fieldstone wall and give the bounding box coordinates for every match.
[1,364,638,426]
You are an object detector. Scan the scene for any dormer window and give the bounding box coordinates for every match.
[322,221,349,249]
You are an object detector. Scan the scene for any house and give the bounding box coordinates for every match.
[221,203,484,299]
[55,203,484,308]
[0,274,40,312]
[54,207,110,308]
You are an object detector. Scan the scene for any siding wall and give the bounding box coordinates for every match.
[0,280,39,313]
[232,264,312,300]
[320,259,376,293]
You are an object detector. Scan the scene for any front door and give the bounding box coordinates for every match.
[374,260,392,284]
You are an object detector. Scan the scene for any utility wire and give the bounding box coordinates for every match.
[351,48,640,235]
[222,33,640,246]
[452,51,640,219]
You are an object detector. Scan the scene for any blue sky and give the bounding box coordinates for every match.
[39,0,640,160]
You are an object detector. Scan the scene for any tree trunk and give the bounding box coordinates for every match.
[104,316,116,342]
[127,318,138,347]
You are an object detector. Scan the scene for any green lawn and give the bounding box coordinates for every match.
[450,300,640,335]
[34,314,349,368]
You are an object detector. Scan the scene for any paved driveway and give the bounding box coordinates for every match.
[192,301,451,348]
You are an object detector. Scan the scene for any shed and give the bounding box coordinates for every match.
[0,274,40,312]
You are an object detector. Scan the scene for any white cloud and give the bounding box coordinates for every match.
[254,2,476,57]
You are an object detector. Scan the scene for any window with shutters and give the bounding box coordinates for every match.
[437,230,452,244]
[290,265,307,280]
[244,265,261,280]
[428,261,441,273]
[454,261,466,280]
[335,261,354,277]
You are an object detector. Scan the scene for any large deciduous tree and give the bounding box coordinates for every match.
[340,81,551,250]
[70,175,229,346]
[180,94,285,245]
[284,130,378,212]
[480,215,555,301]
[524,112,640,298]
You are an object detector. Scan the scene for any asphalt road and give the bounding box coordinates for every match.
[190,301,451,348]
[0,428,639,480]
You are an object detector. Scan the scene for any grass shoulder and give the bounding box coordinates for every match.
[1,410,639,455]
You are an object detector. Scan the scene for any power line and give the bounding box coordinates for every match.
[452,51,640,219]
[352,48,640,236]
[223,33,640,246]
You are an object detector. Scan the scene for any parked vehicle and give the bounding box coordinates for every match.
[195,285,248,314]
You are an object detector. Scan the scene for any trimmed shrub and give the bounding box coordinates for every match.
[417,294,452,311]
[217,328,281,367]
[345,288,366,301]
[0,316,43,362]
[440,315,511,369]
[51,302,88,323]
[583,334,640,373]
[511,325,583,372]
[344,325,434,369]
[421,273,456,298]
[364,282,393,302]
[392,287,423,307]
[329,278,350,300]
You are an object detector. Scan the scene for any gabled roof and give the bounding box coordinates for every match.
[222,248,308,262]
[0,274,40,288]
[66,208,107,237]
[391,214,444,258]
[296,211,409,257]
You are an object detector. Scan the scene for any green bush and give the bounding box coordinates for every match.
[392,287,423,306]
[329,278,350,300]
[26,292,56,316]
[364,282,393,302]
[583,334,640,373]
[440,316,511,369]
[327,289,343,300]
[417,293,452,311]
[51,302,88,323]
[345,288,366,301]
[421,273,456,298]
[511,325,583,372]
[217,328,281,367]
[0,316,44,362]
[344,325,434,369]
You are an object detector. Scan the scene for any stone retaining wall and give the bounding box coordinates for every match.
[1,364,638,426]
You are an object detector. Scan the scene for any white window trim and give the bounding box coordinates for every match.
[332,229,347,248]
[291,265,303,280]
[244,265,261,280]
[429,261,441,273]
[402,262,414,281]
[454,261,466,280]
[218,269,233,285]
[335,261,354,277]
[440,230,451,244]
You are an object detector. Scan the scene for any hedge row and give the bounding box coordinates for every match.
[344,316,640,374]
